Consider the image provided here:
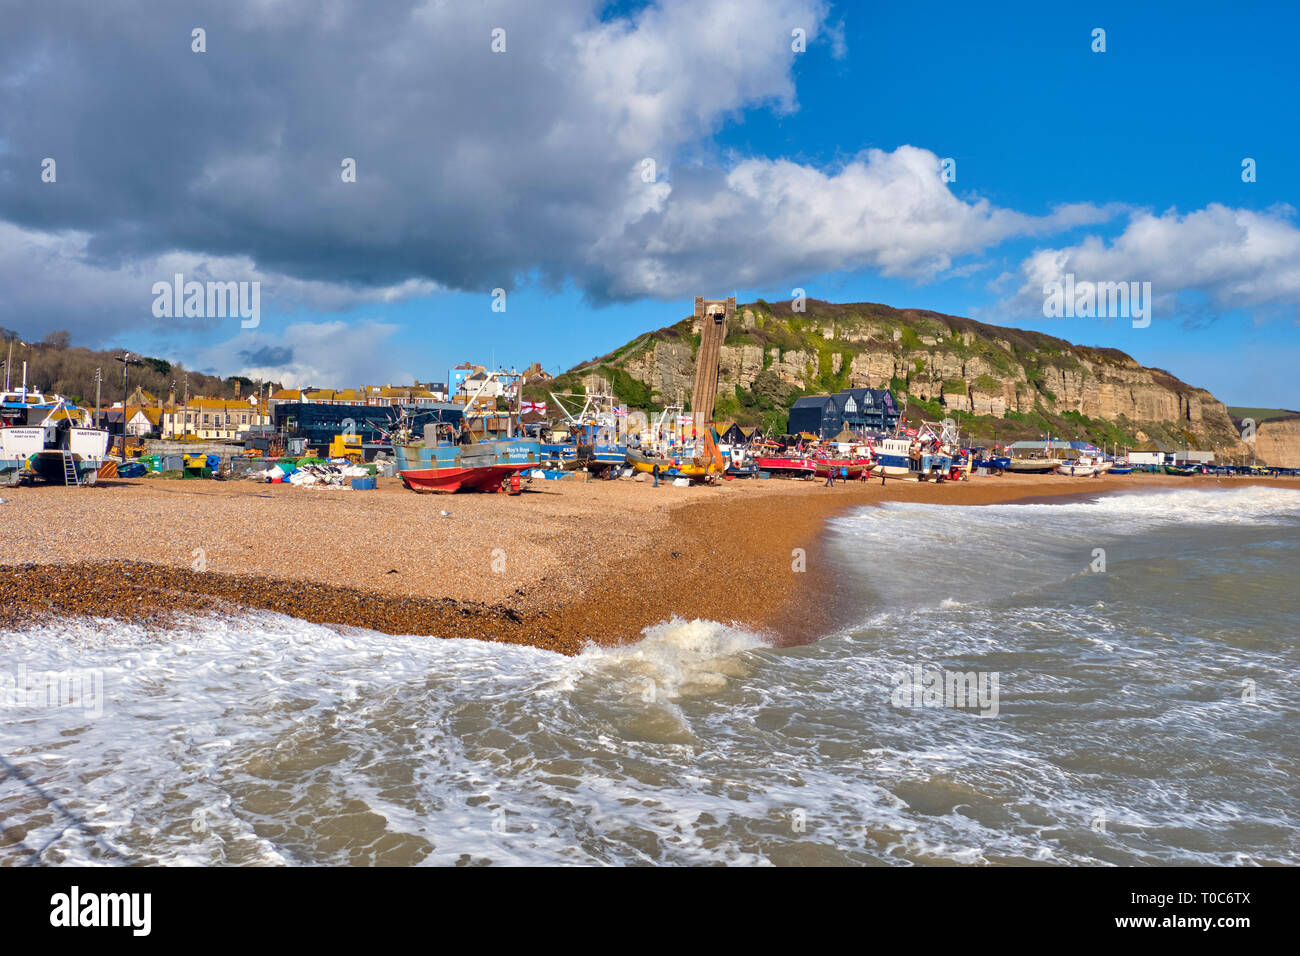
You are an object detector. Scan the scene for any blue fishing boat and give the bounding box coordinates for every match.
[393,430,541,493]
[874,421,956,480]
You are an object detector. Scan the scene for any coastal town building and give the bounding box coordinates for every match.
[165,398,268,440]
[787,388,900,439]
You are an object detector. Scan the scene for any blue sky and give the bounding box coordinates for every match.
[2,0,1296,405]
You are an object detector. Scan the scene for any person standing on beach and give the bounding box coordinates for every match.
[825,467,835,488]
[652,463,660,488]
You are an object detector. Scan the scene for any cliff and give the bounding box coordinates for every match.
[1250,416,1300,468]
[542,299,1255,455]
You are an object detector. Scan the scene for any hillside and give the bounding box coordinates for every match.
[0,329,280,406]
[533,299,1253,456]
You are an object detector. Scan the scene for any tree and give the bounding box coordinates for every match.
[42,330,71,349]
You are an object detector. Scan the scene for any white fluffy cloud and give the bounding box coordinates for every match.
[1004,203,1300,321]
[594,146,1120,297]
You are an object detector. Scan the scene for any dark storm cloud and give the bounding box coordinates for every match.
[2,0,1121,349]
[238,344,293,366]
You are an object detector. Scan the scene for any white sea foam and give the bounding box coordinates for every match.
[1,487,1296,866]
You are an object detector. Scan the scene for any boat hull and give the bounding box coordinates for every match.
[30,450,102,485]
[394,438,541,493]
[753,456,816,477]
[811,458,872,478]
[1006,458,1061,474]
[399,463,531,493]
[875,452,951,480]
[628,448,674,473]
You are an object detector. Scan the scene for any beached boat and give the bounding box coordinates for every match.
[1108,465,1134,475]
[628,429,724,482]
[627,446,674,473]
[1006,457,1061,474]
[972,451,1011,474]
[811,456,873,479]
[30,428,111,485]
[874,434,951,480]
[393,425,540,493]
[1163,464,1199,476]
[1,393,109,485]
[752,454,816,478]
[718,441,760,478]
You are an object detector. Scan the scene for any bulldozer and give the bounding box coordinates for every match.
[328,433,365,463]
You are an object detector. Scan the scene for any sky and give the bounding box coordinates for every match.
[0,0,1297,406]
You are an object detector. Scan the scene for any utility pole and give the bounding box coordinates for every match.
[114,351,143,459]
[94,368,102,429]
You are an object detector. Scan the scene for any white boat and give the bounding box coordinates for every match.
[873,422,955,480]
[1058,455,1112,478]
[1,394,109,485]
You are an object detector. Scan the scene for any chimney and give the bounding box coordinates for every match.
[234,380,241,398]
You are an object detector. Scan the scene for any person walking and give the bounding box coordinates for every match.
[824,466,835,488]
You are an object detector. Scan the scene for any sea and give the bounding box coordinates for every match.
[2,485,1297,865]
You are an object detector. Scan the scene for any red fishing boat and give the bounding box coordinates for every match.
[811,457,874,478]
[753,455,817,477]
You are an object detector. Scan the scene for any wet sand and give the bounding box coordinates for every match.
[1,471,1295,653]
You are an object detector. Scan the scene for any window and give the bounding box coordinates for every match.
[203,414,210,424]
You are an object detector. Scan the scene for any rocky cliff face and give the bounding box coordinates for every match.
[556,299,1253,453]
[1253,418,1300,467]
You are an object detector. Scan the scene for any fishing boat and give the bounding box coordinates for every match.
[718,439,759,477]
[1163,464,1200,476]
[539,442,579,469]
[972,450,1011,474]
[627,445,674,473]
[393,421,540,493]
[1,392,109,485]
[547,391,627,472]
[874,422,955,480]
[811,455,873,478]
[752,454,816,478]
[1108,465,1134,475]
[1006,457,1061,474]
[628,428,724,482]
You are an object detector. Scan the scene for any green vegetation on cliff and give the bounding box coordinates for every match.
[534,298,1243,452]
